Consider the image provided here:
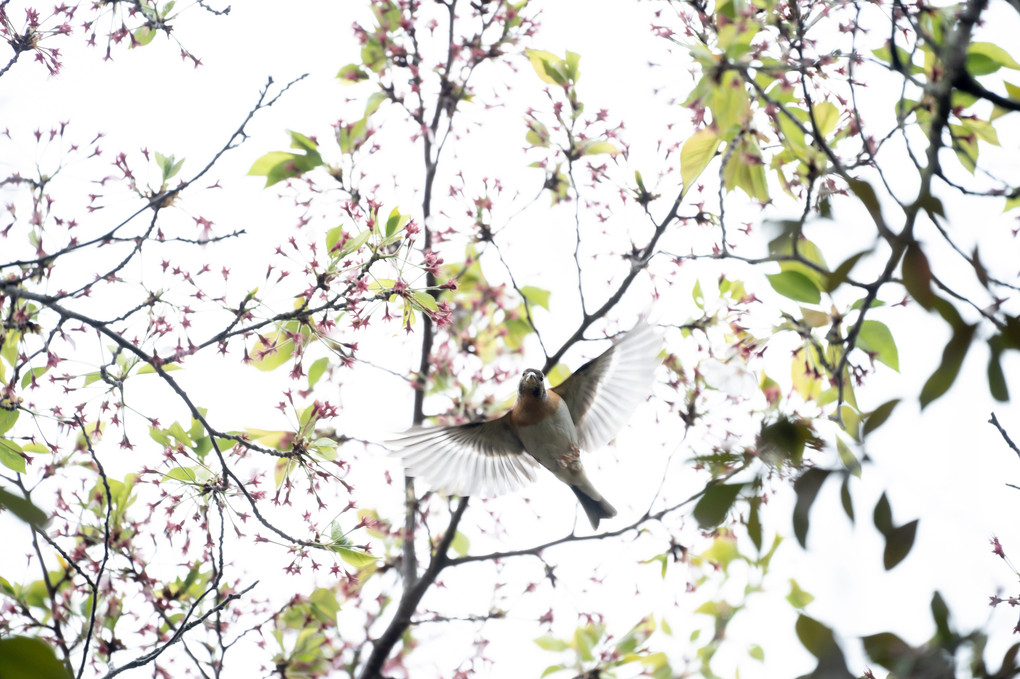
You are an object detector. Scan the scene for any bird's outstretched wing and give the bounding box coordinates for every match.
[551,321,661,452]
[387,413,540,496]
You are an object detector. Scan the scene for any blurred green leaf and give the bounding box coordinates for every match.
[902,244,935,309]
[133,26,156,47]
[0,438,25,473]
[535,635,569,652]
[337,64,369,83]
[336,547,376,569]
[767,270,821,304]
[693,482,743,529]
[793,468,829,548]
[856,320,899,371]
[309,588,341,625]
[0,408,18,435]
[526,49,568,85]
[919,323,975,408]
[966,42,1020,75]
[308,357,330,390]
[520,286,551,310]
[787,578,815,609]
[873,492,893,534]
[863,399,900,436]
[0,488,47,527]
[883,520,918,570]
[862,632,912,669]
[680,128,721,193]
[0,636,70,679]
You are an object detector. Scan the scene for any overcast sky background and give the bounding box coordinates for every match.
[3,1,1020,677]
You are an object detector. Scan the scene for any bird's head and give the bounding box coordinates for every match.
[519,368,546,399]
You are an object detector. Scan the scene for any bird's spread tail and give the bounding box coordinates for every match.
[570,486,616,529]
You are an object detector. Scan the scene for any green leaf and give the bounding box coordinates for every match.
[0,408,18,435]
[133,26,156,46]
[0,438,25,473]
[20,366,48,389]
[746,497,762,552]
[154,152,184,182]
[930,592,951,643]
[919,323,976,408]
[248,133,323,188]
[579,140,618,156]
[0,636,71,679]
[309,588,341,625]
[574,624,602,662]
[795,615,836,658]
[245,429,292,449]
[336,64,369,83]
[786,578,815,609]
[767,270,821,304]
[384,207,410,239]
[307,357,330,390]
[825,251,868,292]
[840,474,855,522]
[520,285,551,310]
[856,320,899,371]
[526,49,568,85]
[863,399,900,436]
[137,362,181,375]
[333,230,371,260]
[0,488,48,527]
[902,244,935,309]
[693,482,743,529]
[525,117,550,147]
[874,42,924,74]
[873,492,893,534]
[711,71,748,136]
[966,42,1020,75]
[862,632,912,669]
[723,135,769,201]
[793,468,829,548]
[884,520,918,570]
[250,329,295,372]
[811,101,839,138]
[164,466,201,484]
[847,179,887,233]
[168,421,194,448]
[535,635,569,652]
[680,128,721,193]
[450,531,470,556]
[988,336,1009,402]
[836,438,861,477]
[410,291,438,313]
[336,547,377,569]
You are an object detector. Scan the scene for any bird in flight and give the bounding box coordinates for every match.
[389,321,661,529]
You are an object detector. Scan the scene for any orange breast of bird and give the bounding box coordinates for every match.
[510,388,565,428]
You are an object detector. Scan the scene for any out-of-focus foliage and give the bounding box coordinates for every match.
[2,0,1020,677]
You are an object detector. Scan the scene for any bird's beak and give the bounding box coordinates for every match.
[522,372,540,388]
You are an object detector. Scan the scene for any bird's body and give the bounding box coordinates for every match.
[509,370,617,527]
[389,321,661,529]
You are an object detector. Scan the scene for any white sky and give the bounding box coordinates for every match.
[3,1,1020,678]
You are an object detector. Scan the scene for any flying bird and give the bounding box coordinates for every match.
[389,321,661,529]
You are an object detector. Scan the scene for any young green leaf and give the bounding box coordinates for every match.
[0,438,25,473]
[856,320,899,371]
[680,128,721,193]
[767,270,821,304]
